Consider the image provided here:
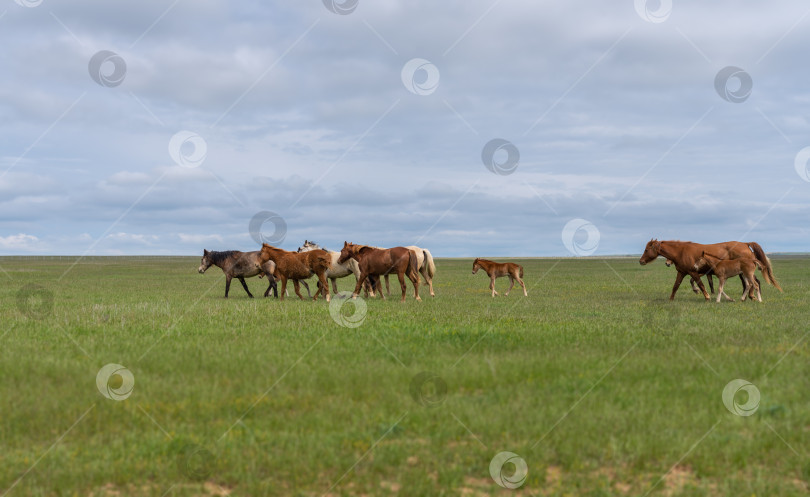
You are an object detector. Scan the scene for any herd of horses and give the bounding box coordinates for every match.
[197,241,436,302]
[196,238,782,303]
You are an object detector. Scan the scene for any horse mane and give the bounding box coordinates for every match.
[207,250,238,264]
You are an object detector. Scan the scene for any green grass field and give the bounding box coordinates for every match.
[2,256,809,496]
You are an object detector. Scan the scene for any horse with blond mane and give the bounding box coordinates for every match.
[337,242,421,302]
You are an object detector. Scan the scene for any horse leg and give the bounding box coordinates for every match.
[740,276,750,302]
[490,275,498,297]
[292,280,305,300]
[690,272,711,300]
[718,277,733,302]
[689,277,700,294]
[238,277,253,298]
[264,275,277,298]
[385,274,391,296]
[408,269,421,302]
[669,272,686,301]
[279,276,288,301]
[352,274,367,300]
[397,271,407,302]
[300,280,311,298]
[376,277,386,300]
[505,275,514,296]
[331,277,338,296]
[707,273,714,294]
[517,275,528,297]
[317,272,330,302]
[225,275,232,298]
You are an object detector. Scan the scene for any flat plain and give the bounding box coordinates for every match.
[1,256,808,496]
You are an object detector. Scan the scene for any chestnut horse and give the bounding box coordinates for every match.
[471,258,527,297]
[639,239,781,300]
[697,251,762,303]
[260,244,331,302]
[337,242,421,302]
[198,249,278,298]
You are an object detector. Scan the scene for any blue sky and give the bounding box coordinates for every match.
[1,0,809,256]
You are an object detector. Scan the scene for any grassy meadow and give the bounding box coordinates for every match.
[1,255,809,496]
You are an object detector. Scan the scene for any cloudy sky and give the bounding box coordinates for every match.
[1,0,809,256]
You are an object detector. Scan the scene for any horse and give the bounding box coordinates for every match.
[198,249,278,298]
[471,258,527,297]
[376,245,437,298]
[697,251,762,303]
[337,242,421,302]
[639,239,781,300]
[260,244,331,302]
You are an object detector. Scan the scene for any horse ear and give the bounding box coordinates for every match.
[204,249,209,255]
[344,241,348,247]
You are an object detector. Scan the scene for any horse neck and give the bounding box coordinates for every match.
[656,242,680,262]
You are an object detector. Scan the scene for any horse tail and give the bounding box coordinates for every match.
[519,265,524,279]
[747,242,782,291]
[423,249,436,280]
[408,249,419,280]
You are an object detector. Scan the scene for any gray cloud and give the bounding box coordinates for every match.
[1,1,808,255]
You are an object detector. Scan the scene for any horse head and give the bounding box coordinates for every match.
[337,241,357,264]
[472,258,481,274]
[198,249,212,273]
[639,239,661,266]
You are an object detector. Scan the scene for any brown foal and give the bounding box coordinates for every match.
[471,258,527,297]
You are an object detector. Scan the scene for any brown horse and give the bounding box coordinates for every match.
[697,251,762,303]
[471,258,527,297]
[260,244,331,302]
[639,239,781,300]
[337,242,421,302]
[198,249,278,298]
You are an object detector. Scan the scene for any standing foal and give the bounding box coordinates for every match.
[471,258,527,297]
